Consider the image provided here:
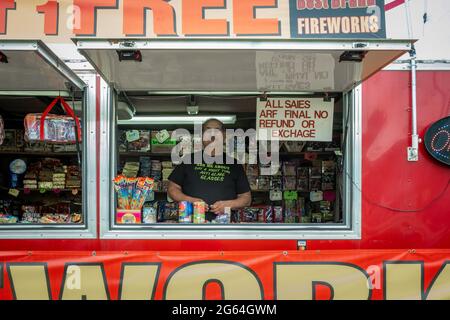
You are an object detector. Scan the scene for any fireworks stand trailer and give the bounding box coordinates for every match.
[0,0,448,300]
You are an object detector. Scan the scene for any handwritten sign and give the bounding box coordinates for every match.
[256,52,335,92]
[257,98,334,141]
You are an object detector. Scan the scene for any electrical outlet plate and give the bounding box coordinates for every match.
[407,147,419,161]
[297,240,307,249]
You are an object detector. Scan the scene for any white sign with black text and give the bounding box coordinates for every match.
[257,98,334,141]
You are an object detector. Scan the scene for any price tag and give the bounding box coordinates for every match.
[310,191,324,202]
[334,150,343,156]
[269,190,282,201]
[126,130,140,142]
[283,191,298,200]
[8,189,20,197]
[156,130,170,143]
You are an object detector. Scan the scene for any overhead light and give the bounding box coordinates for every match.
[117,50,142,62]
[187,95,199,115]
[146,91,312,95]
[186,105,199,115]
[339,51,367,62]
[118,115,237,125]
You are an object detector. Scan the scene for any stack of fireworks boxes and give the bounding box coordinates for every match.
[238,163,281,224]
[297,160,336,223]
[150,160,162,190]
[282,161,303,223]
[178,201,206,224]
[266,163,283,223]
[161,161,174,192]
[258,161,279,223]
[320,160,336,223]
[257,159,270,191]
[308,160,336,223]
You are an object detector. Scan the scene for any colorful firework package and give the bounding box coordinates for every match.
[241,207,260,223]
[142,201,158,224]
[178,201,193,223]
[156,201,179,222]
[193,201,206,224]
[213,208,231,224]
[273,206,284,223]
[113,175,154,210]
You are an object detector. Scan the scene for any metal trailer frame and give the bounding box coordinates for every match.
[73,38,413,240]
[0,40,97,239]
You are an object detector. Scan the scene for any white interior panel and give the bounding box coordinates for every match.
[76,39,413,93]
[0,40,85,91]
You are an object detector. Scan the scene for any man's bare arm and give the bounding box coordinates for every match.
[229,192,252,209]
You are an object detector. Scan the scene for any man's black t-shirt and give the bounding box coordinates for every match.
[168,152,251,206]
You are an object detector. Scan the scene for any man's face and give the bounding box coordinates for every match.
[202,120,224,149]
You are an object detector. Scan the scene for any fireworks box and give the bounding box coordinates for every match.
[127,130,150,152]
[116,209,141,224]
[282,161,297,176]
[273,206,284,223]
[257,176,270,190]
[118,130,128,152]
[256,206,273,223]
[0,130,17,151]
[240,207,260,223]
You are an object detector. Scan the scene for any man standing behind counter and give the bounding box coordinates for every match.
[168,119,252,221]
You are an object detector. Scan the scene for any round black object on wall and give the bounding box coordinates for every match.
[424,116,450,166]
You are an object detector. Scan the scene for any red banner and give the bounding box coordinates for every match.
[0,0,387,42]
[1,250,449,300]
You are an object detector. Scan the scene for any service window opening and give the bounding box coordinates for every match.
[112,94,345,228]
[74,38,412,237]
[0,95,84,227]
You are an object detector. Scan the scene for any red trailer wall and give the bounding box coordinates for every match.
[309,70,450,249]
[0,70,448,251]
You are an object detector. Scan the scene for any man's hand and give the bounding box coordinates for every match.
[210,193,252,214]
[210,201,229,215]
[190,198,209,211]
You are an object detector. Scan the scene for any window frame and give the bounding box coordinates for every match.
[73,38,410,240]
[99,85,362,240]
[0,68,98,240]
